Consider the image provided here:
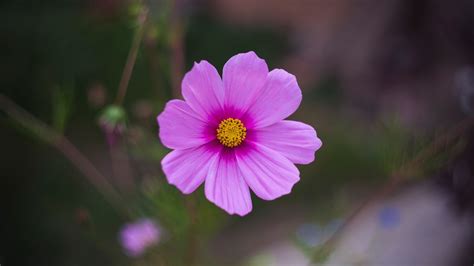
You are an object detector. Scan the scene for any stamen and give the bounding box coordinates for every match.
[216,118,247,148]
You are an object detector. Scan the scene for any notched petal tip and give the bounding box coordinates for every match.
[192,60,212,69]
[206,196,253,216]
[300,127,323,165]
[245,68,303,128]
[165,176,195,195]
[237,143,301,201]
[259,175,300,201]
[234,205,253,217]
[315,135,323,151]
[307,128,323,164]
[204,153,253,216]
[232,50,262,59]
[270,68,302,97]
[223,51,269,73]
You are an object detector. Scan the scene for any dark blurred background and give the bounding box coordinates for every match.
[1,0,473,265]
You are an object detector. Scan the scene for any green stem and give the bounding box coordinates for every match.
[115,7,148,106]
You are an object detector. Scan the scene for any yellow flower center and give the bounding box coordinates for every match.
[216,118,247,148]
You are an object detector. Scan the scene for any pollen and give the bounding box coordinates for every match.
[216,118,247,148]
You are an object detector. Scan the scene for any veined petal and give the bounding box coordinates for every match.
[253,120,322,164]
[205,150,252,216]
[245,69,302,128]
[223,51,268,113]
[157,100,213,149]
[162,143,221,194]
[236,142,300,200]
[182,60,224,119]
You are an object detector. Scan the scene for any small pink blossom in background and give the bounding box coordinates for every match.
[119,218,160,257]
[157,51,322,216]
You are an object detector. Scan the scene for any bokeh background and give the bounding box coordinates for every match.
[1,0,474,265]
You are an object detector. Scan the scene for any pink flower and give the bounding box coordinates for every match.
[119,219,160,257]
[157,51,322,216]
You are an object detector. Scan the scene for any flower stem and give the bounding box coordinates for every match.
[170,0,185,99]
[0,94,127,215]
[115,7,148,106]
[109,6,149,192]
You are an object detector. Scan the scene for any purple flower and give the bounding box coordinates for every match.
[119,219,160,257]
[157,51,322,216]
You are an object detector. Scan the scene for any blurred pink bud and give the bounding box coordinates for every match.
[119,218,160,257]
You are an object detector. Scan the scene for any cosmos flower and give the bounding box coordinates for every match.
[157,51,322,216]
[119,218,160,257]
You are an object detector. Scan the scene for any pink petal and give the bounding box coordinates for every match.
[245,69,302,128]
[182,60,224,120]
[222,51,268,113]
[252,120,322,164]
[205,150,252,216]
[157,100,213,149]
[236,142,300,200]
[162,143,221,194]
